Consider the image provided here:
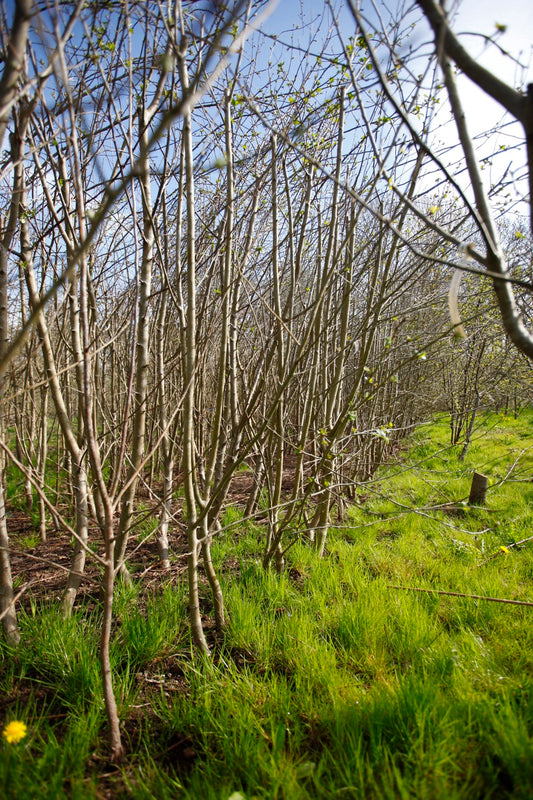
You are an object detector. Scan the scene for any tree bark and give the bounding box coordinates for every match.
[0,108,29,645]
[469,472,489,506]
[178,45,209,654]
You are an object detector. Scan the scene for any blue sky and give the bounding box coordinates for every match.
[257,0,531,212]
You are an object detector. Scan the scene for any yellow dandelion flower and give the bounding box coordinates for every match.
[2,720,27,744]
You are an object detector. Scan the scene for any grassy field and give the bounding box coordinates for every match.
[2,409,533,798]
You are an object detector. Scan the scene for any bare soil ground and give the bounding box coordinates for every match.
[6,458,307,611]
[5,467,269,611]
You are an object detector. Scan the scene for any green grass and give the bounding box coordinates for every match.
[2,409,533,797]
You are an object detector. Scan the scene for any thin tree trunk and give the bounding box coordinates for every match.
[99,503,123,762]
[114,105,155,577]
[0,448,18,646]
[178,45,209,654]
[20,167,90,616]
[0,108,29,645]
[263,134,285,572]
[37,385,48,541]
[155,288,171,570]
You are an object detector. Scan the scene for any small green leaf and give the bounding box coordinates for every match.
[295,761,316,778]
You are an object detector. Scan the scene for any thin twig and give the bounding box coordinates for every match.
[388,584,533,607]
[478,533,533,567]
[0,579,36,621]
[0,440,106,566]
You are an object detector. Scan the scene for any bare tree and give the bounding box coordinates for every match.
[347,0,533,359]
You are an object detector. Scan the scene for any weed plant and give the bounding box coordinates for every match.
[1,410,533,797]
